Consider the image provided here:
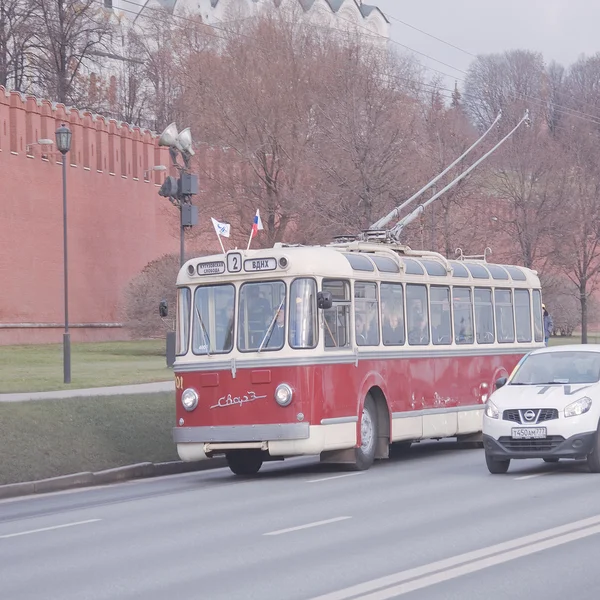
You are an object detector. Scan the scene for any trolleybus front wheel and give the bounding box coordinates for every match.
[226,450,264,476]
[352,395,378,471]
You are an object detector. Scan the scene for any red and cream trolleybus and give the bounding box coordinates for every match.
[169,237,545,475]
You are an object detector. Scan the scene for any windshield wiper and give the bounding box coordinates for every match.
[258,297,286,353]
[195,305,211,356]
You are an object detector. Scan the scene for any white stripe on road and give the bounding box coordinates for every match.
[264,517,351,536]
[307,473,364,483]
[356,524,600,599]
[308,513,600,600]
[0,519,101,539]
[514,473,549,480]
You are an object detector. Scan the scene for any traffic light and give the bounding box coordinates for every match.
[158,176,179,198]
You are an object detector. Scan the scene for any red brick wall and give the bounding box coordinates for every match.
[0,87,180,345]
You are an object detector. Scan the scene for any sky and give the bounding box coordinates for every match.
[374,0,600,88]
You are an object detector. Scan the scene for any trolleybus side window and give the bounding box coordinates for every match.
[453,287,474,344]
[407,284,429,345]
[238,281,286,352]
[381,283,405,345]
[532,289,544,342]
[323,279,350,349]
[474,287,495,344]
[192,284,235,355]
[514,289,533,342]
[431,286,452,345]
[354,282,379,346]
[176,287,191,355]
[289,278,318,349]
[494,289,515,343]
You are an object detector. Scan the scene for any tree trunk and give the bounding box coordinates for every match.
[580,284,588,344]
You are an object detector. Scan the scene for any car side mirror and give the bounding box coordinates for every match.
[317,291,333,310]
[159,299,168,318]
[495,377,507,390]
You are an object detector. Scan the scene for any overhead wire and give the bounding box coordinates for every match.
[379,8,600,125]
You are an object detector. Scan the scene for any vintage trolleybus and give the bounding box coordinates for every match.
[170,239,545,475]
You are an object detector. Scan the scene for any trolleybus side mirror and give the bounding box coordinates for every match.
[317,291,333,310]
[495,377,507,390]
[159,299,168,318]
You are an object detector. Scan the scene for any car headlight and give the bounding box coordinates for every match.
[181,388,199,411]
[485,400,500,419]
[275,383,293,407]
[564,397,592,418]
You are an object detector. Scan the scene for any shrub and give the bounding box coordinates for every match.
[123,253,180,338]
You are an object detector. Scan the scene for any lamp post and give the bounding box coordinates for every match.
[56,123,72,384]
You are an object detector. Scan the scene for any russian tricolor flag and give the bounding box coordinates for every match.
[251,209,264,238]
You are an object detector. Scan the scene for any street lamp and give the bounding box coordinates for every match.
[143,164,167,179]
[56,123,72,384]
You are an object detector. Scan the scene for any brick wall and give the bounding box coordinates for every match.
[0,87,180,345]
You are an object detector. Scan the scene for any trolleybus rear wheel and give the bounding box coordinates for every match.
[352,395,378,471]
[226,450,263,476]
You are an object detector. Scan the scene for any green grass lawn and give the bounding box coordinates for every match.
[549,335,600,346]
[0,339,172,394]
[0,392,178,485]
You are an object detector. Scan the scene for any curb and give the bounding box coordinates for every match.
[0,458,228,500]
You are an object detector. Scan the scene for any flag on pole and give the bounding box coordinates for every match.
[211,217,231,238]
[251,209,264,238]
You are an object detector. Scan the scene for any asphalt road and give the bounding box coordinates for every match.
[2,442,600,600]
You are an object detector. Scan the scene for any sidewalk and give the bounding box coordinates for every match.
[0,381,174,403]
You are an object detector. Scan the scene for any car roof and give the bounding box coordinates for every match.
[530,344,600,355]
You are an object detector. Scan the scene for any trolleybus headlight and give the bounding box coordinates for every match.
[181,388,199,411]
[275,383,293,407]
[485,400,499,419]
[564,397,592,418]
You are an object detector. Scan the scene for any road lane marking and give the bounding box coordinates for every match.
[307,513,600,600]
[264,516,351,536]
[514,473,549,480]
[356,523,600,599]
[0,519,101,539]
[307,473,364,483]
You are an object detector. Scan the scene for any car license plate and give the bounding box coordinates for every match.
[511,427,547,440]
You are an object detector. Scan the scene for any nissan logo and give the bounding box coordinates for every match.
[524,410,536,421]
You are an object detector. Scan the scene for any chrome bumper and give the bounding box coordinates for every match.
[173,423,310,444]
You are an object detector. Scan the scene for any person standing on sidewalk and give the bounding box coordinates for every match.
[543,303,553,346]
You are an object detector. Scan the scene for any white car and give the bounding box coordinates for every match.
[483,344,600,474]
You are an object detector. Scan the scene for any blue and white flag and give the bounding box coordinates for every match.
[211,217,231,238]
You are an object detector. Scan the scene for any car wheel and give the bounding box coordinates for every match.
[586,426,600,473]
[352,395,378,471]
[543,458,559,463]
[226,450,263,476]
[485,452,510,474]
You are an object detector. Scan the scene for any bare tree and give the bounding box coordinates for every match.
[464,50,546,131]
[312,41,422,235]
[553,122,600,343]
[181,11,327,246]
[31,0,113,104]
[0,0,37,90]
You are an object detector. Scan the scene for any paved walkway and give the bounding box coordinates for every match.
[0,381,174,403]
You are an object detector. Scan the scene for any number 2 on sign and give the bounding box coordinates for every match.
[175,375,184,390]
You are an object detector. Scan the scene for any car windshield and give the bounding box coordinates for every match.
[510,351,600,385]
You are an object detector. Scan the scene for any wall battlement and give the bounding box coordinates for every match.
[0,87,179,346]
